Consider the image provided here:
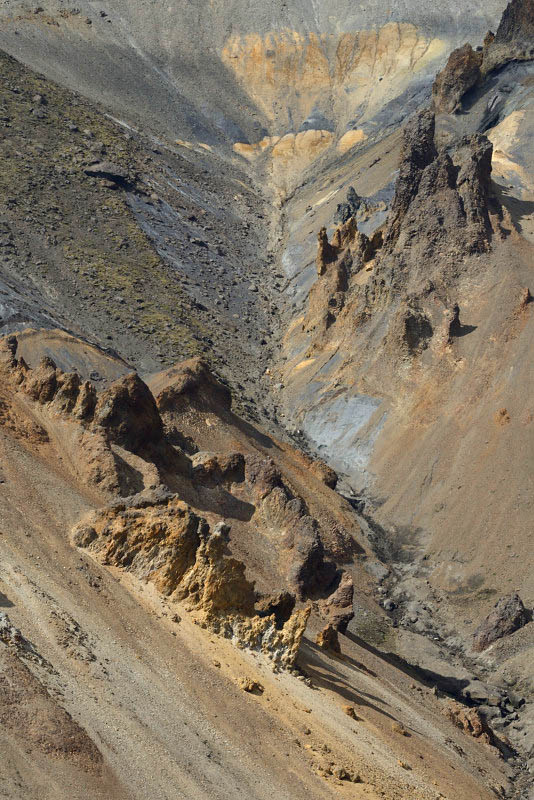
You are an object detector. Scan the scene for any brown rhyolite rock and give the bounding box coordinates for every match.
[156,357,231,415]
[443,702,494,745]
[6,345,165,462]
[372,113,495,303]
[432,2,534,110]
[472,593,530,651]
[316,227,338,276]
[316,623,341,654]
[192,451,245,484]
[483,0,534,74]
[245,454,283,500]
[495,0,534,42]
[176,524,256,616]
[310,217,376,333]
[323,571,354,633]
[238,678,264,694]
[93,372,164,454]
[432,44,482,113]
[309,458,338,490]
[253,465,338,599]
[383,110,437,249]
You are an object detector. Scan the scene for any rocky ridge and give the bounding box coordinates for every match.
[73,494,310,669]
[433,0,534,113]
[0,332,355,661]
[0,0,533,797]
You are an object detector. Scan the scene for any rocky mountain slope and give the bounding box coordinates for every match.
[1,0,534,798]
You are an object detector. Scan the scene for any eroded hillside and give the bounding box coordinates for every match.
[0,1,534,799]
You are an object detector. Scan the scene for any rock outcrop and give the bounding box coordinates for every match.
[175,521,257,617]
[483,0,534,74]
[310,217,379,333]
[495,0,534,42]
[191,451,245,485]
[0,337,191,494]
[253,463,338,600]
[322,571,354,633]
[472,593,531,652]
[156,357,232,416]
[371,111,496,303]
[16,353,97,420]
[432,44,482,113]
[316,623,341,654]
[256,592,296,629]
[93,373,165,454]
[442,702,495,746]
[432,1,534,111]
[383,110,437,249]
[316,227,340,277]
[309,458,338,490]
[72,491,203,595]
[74,492,311,668]
[1,338,164,457]
[334,187,361,225]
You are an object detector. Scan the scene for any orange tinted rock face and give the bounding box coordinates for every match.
[222,25,445,132]
[74,492,310,668]
[227,23,445,193]
[72,492,203,595]
[442,702,495,746]
[176,524,257,616]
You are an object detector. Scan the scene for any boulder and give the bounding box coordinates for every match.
[323,571,354,633]
[156,358,232,415]
[473,593,531,651]
[245,455,282,500]
[316,623,341,654]
[83,161,129,182]
[442,702,494,745]
[432,44,482,113]
[93,372,164,453]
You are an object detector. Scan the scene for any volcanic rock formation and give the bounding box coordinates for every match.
[472,593,531,652]
[1,0,534,797]
[432,44,483,113]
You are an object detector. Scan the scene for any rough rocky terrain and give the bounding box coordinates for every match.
[1,0,534,799]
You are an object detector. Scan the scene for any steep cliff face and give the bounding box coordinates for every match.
[270,4,534,761]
